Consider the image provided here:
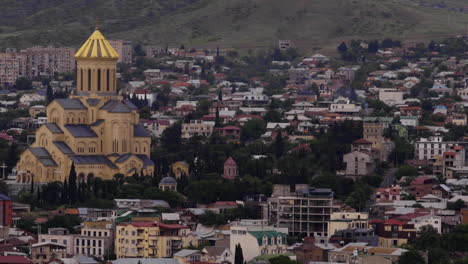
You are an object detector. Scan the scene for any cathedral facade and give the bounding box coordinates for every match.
[15,29,154,184]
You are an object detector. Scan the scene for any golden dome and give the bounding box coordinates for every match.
[74,29,119,59]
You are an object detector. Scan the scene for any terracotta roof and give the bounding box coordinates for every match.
[0,256,33,264]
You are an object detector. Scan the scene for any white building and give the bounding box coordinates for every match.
[181,120,214,139]
[330,97,361,114]
[414,136,456,160]
[400,116,419,127]
[229,220,288,262]
[378,88,404,106]
[408,214,442,234]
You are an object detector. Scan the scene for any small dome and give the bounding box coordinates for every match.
[160,176,177,185]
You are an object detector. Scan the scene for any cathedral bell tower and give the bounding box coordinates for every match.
[74,28,119,95]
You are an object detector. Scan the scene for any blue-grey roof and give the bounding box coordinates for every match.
[123,99,138,110]
[134,124,150,137]
[70,155,118,169]
[38,158,58,167]
[64,125,98,137]
[160,176,177,185]
[55,98,87,109]
[86,98,101,106]
[53,141,75,155]
[90,119,105,127]
[115,153,133,163]
[0,194,11,200]
[44,123,63,134]
[109,102,132,113]
[100,100,119,110]
[29,147,51,158]
[136,154,154,166]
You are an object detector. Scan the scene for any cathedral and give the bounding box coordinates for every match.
[15,28,154,184]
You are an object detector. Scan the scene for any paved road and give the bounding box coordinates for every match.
[380,167,397,188]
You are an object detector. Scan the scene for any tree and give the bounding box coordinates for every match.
[270,255,297,264]
[414,225,441,250]
[234,244,244,264]
[338,42,348,53]
[241,119,266,141]
[345,182,372,211]
[13,77,32,90]
[46,84,54,103]
[161,123,182,152]
[398,250,425,264]
[68,163,77,205]
[447,199,465,211]
[397,165,418,179]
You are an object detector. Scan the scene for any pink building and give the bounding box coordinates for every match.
[223,157,238,180]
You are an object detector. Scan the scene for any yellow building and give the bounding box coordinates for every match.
[115,222,198,258]
[171,161,189,179]
[15,28,154,183]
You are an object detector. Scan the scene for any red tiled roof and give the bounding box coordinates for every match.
[208,201,237,208]
[157,223,188,229]
[219,126,241,130]
[411,177,435,185]
[0,256,33,263]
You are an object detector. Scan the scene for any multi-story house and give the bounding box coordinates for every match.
[266,184,336,239]
[414,136,456,160]
[115,222,197,259]
[31,242,67,264]
[74,221,114,258]
[376,186,401,203]
[230,219,287,262]
[370,220,416,247]
[328,212,369,237]
[181,120,214,139]
[38,228,74,255]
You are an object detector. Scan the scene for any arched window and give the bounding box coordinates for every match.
[80,69,83,90]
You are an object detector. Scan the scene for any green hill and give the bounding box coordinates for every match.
[0,0,467,51]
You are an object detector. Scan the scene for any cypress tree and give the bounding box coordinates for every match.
[61,179,68,205]
[234,244,244,264]
[68,163,77,205]
[46,84,54,103]
[30,176,34,193]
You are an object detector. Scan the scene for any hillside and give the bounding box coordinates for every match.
[0,0,467,51]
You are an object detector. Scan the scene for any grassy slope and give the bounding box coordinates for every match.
[0,0,466,52]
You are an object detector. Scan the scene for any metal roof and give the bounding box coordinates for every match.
[70,155,117,169]
[134,124,151,137]
[44,123,63,134]
[55,99,87,109]
[53,141,75,155]
[64,125,98,137]
[29,147,51,158]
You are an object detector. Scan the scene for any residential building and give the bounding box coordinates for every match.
[328,212,369,237]
[343,151,375,179]
[329,97,361,115]
[174,249,203,264]
[202,246,233,264]
[181,120,214,139]
[408,214,442,234]
[414,136,456,160]
[19,46,76,78]
[230,220,287,262]
[294,237,335,263]
[328,243,408,264]
[0,53,22,85]
[266,184,336,238]
[38,228,74,255]
[370,220,416,247]
[108,40,133,64]
[115,222,197,259]
[378,88,404,106]
[74,221,114,258]
[15,28,154,184]
[30,242,67,264]
[331,228,378,246]
[376,186,401,203]
[278,40,292,51]
[400,116,419,127]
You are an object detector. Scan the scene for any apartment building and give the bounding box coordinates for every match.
[266,184,336,239]
[181,120,214,139]
[328,212,369,237]
[109,40,133,64]
[115,222,197,259]
[74,221,114,258]
[20,46,76,78]
[0,53,21,85]
[38,228,74,255]
[414,136,456,160]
